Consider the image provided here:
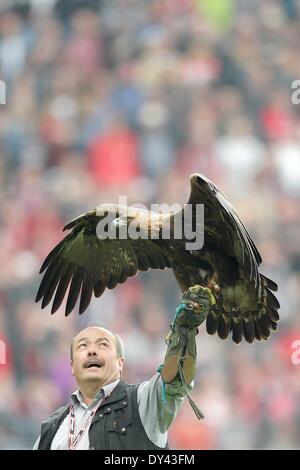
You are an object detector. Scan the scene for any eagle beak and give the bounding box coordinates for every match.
[111,216,131,228]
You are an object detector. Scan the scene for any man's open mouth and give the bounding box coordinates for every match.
[84,361,103,369]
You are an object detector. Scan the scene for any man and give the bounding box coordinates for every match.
[33,285,214,450]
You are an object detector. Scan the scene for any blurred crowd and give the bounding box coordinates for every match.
[0,0,300,449]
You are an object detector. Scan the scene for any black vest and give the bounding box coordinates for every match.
[38,380,168,450]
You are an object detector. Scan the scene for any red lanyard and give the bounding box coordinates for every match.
[68,397,106,450]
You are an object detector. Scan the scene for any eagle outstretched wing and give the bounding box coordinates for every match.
[188,174,262,288]
[181,174,280,343]
[36,211,172,316]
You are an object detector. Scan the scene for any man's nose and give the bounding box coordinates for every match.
[87,348,98,356]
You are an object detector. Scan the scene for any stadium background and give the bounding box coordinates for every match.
[0,0,300,450]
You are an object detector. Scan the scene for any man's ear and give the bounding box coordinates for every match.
[118,357,124,376]
[71,361,74,376]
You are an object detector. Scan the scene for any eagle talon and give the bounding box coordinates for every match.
[183,285,216,308]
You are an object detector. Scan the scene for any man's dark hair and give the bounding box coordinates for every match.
[70,324,124,361]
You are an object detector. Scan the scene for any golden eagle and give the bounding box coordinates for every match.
[35,174,279,344]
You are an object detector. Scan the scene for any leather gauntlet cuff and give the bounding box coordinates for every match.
[160,323,204,420]
[160,324,197,384]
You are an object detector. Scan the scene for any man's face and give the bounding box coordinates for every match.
[71,327,124,388]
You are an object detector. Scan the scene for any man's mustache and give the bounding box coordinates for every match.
[83,358,105,369]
